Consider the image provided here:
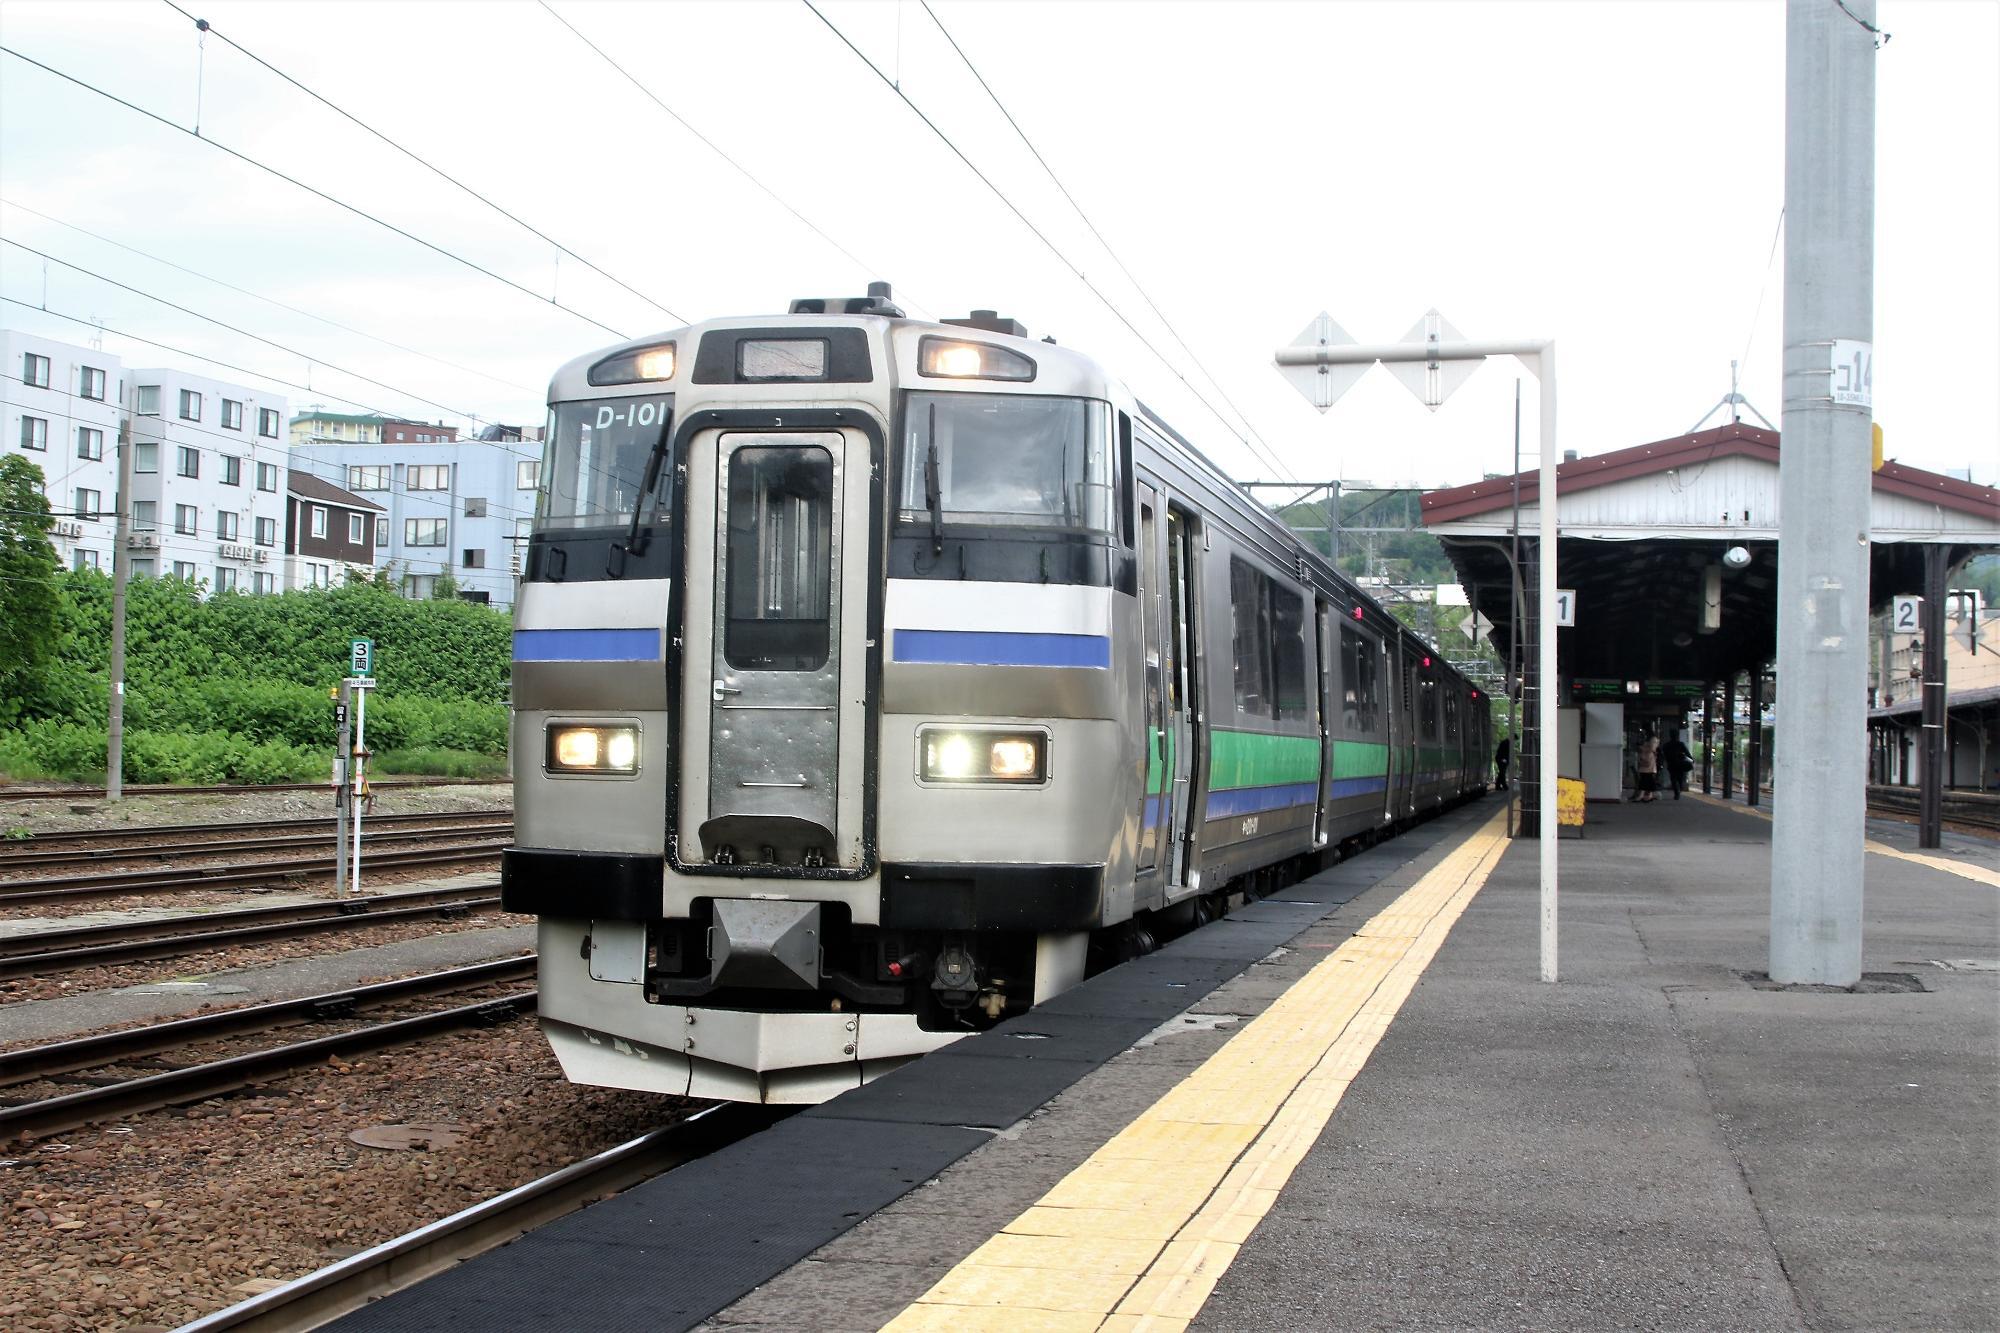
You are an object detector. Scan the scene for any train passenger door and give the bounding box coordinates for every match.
[1135,490,1166,882]
[685,429,865,869]
[1314,601,1335,845]
[1164,505,1198,886]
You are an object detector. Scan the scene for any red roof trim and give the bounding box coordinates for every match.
[1420,423,1998,526]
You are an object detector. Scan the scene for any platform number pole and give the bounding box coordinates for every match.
[1274,317,1561,982]
[333,681,352,901]
[1918,550,1947,848]
[1769,0,1877,987]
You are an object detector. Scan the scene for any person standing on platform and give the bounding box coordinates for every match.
[1494,735,1511,791]
[1634,730,1661,803]
[1662,731,1693,800]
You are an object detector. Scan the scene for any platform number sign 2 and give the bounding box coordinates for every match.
[1892,595,1921,634]
[1552,589,1576,628]
[349,638,375,679]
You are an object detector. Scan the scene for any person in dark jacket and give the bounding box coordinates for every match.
[1662,732,1694,800]
[1494,735,1511,790]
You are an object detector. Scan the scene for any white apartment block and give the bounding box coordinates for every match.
[3,329,124,573]
[125,366,292,595]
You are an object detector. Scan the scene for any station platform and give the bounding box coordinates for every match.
[336,795,1998,1333]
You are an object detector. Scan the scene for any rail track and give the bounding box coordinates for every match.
[180,1105,777,1333]
[0,957,538,1140]
[0,882,504,980]
[1866,785,2000,834]
[0,839,509,908]
[0,777,508,803]
[0,809,512,869]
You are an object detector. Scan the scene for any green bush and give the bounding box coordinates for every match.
[0,722,324,785]
[372,747,509,780]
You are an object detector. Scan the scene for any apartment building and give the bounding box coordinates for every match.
[288,430,542,606]
[127,366,290,594]
[290,409,384,448]
[283,470,383,590]
[3,329,123,573]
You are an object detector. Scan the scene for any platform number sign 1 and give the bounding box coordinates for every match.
[1892,595,1921,634]
[1552,589,1576,628]
[349,638,375,679]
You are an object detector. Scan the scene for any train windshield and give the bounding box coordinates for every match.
[899,393,1112,532]
[538,395,675,529]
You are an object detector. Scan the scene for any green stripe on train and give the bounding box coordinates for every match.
[1210,730,1317,790]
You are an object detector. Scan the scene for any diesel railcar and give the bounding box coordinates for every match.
[502,285,1490,1103]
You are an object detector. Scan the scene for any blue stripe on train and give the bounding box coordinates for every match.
[512,628,662,662]
[1204,782,1320,820]
[893,629,1111,669]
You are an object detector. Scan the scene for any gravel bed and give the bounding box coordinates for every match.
[0,1015,694,1332]
[0,954,534,1058]
[0,785,512,839]
[0,907,526,1007]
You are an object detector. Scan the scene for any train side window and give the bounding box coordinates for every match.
[1272,587,1309,721]
[1419,676,1439,742]
[1230,558,1274,720]
[1117,413,1135,548]
[1340,626,1379,734]
[1444,691,1460,743]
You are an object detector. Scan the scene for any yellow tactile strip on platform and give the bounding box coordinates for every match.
[881,809,1511,1333]
[1694,793,2000,889]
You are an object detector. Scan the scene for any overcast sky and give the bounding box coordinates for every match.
[2,0,1994,491]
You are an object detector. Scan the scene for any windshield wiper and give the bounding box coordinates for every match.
[924,401,944,556]
[607,418,674,578]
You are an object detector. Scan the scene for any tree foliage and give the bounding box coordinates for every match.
[0,456,62,726]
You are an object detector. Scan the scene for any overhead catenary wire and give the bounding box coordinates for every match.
[0,44,633,340]
[799,0,1296,482]
[535,0,917,316]
[916,0,1283,469]
[0,198,540,396]
[155,0,687,327]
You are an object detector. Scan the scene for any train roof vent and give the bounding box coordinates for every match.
[942,309,1029,339]
[789,280,905,318]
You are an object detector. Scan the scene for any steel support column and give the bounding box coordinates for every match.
[1723,676,1737,799]
[1747,668,1764,808]
[1701,690,1714,794]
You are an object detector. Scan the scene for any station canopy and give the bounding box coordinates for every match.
[1421,423,2000,689]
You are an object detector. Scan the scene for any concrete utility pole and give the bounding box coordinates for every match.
[1770,0,1878,987]
[1917,546,1947,846]
[104,414,134,801]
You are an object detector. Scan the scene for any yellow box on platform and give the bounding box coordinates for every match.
[1557,778,1587,827]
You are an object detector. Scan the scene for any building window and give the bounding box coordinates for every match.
[221,399,243,430]
[171,560,198,582]
[311,506,327,538]
[174,504,199,536]
[213,566,240,593]
[133,500,157,530]
[375,519,388,547]
[463,497,486,518]
[259,407,280,438]
[405,517,446,546]
[136,385,161,415]
[255,516,276,546]
[253,570,275,595]
[348,513,364,543]
[256,461,279,491]
[403,573,436,599]
[462,548,485,569]
[221,455,242,486]
[19,416,47,451]
[178,389,201,421]
[176,445,199,478]
[74,487,102,520]
[517,460,541,490]
[76,426,103,460]
[217,511,239,541]
[348,465,389,491]
[73,548,101,572]
[134,442,158,473]
[22,353,50,388]
[79,366,106,400]
[408,464,449,491]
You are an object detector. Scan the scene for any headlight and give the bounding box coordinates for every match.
[588,341,677,386]
[919,728,1048,784]
[918,335,1036,382]
[546,724,640,775]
